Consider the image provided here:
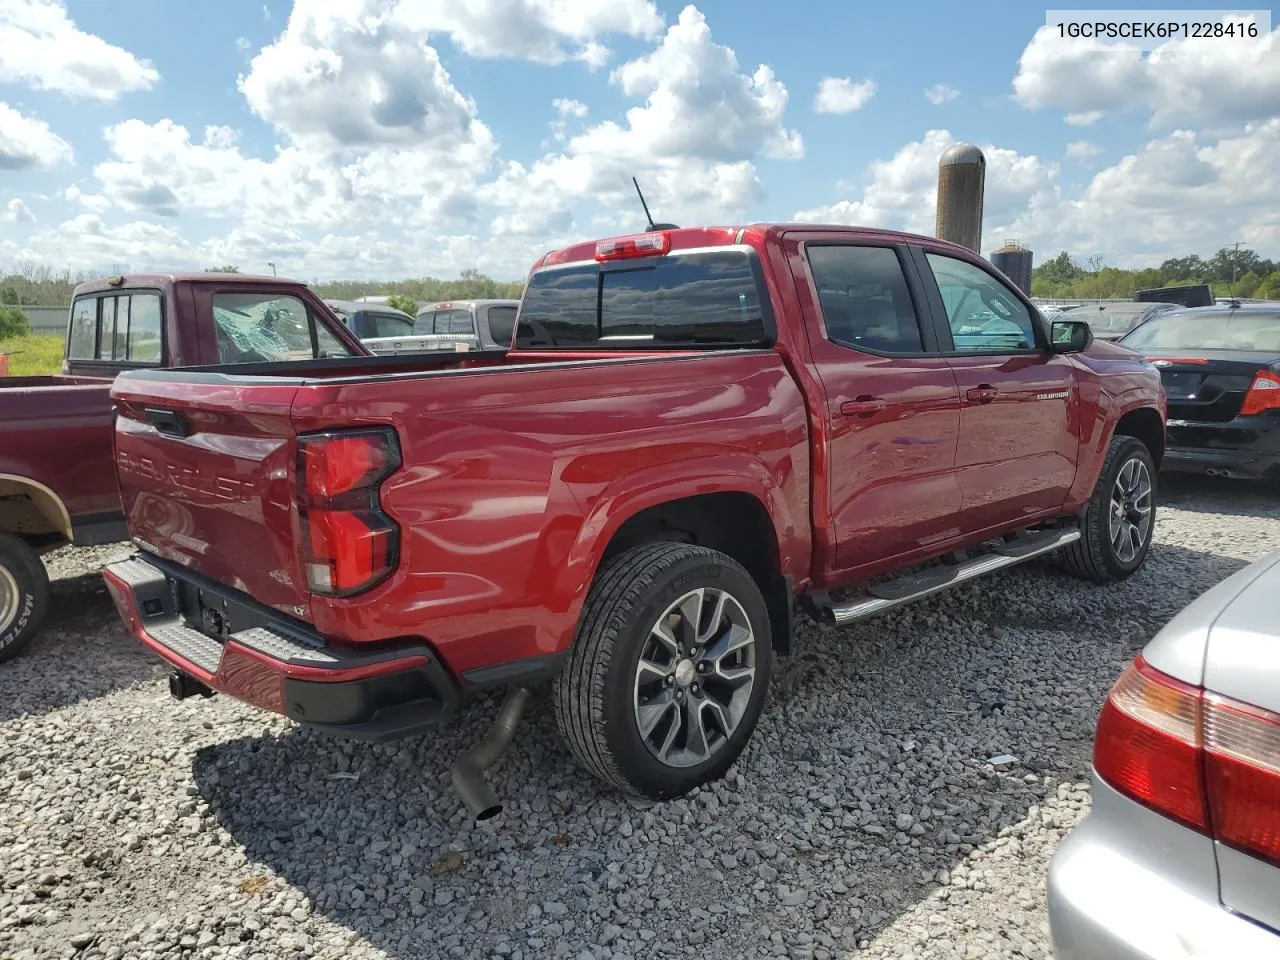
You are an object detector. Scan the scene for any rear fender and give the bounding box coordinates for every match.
[0,474,73,543]
[548,455,802,651]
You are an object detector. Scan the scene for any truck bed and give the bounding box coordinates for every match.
[109,347,810,672]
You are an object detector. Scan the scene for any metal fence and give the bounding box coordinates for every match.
[15,305,68,336]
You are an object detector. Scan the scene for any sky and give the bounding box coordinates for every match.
[0,0,1277,281]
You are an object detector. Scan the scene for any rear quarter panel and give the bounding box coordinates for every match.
[291,352,811,674]
[0,378,118,521]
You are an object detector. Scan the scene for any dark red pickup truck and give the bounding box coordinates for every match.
[0,274,366,661]
[102,225,1165,815]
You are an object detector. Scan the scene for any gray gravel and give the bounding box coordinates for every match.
[3,475,1278,960]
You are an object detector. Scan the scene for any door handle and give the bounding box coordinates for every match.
[841,396,885,418]
[966,385,998,404]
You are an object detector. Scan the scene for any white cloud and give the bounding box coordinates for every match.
[553,97,588,119]
[795,130,1060,240]
[1014,19,1280,128]
[1065,140,1101,160]
[396,0,663,67]
[0,0,158,100]
[0,198,34,223]
[794,122,1280,266]
[91,118,491,230]
[235,36,251,52]
[480,5,803,233]
[1065,111,1102,127]
[549,97,589,142]
[238,0,494,153]
[814,76,876,114]
[64,185,109,211]
[924,84,958,106]
[0,102,73,169]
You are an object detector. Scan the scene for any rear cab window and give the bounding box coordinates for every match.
[66,292,165,365]
[515,250,771,349]
[414,308,475,336]
[212,292,357,364]
[485,305,518,347]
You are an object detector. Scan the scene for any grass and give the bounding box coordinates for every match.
[0,335,64,376]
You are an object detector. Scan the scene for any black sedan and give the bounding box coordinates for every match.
[1119,303,1280,481]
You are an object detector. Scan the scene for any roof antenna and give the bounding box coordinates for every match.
[632,177,679,231]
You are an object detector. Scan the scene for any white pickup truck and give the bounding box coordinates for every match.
[363,299,519,355]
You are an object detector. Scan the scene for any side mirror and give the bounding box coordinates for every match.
[1051,319,1093,354]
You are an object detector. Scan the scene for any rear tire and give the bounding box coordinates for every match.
[1060,435,1156,583]
[554,542,773,799]
[0,534,50,663]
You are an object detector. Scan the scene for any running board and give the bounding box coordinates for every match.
[824,528,1081,626]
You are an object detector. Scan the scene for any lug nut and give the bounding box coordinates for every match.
[697,662,709,673]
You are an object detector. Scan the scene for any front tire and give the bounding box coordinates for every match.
[0,534,50,663]
[554,542,773,799]
[1060,435,1156,583]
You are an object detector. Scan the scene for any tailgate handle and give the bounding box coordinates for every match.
[145,407,190,438]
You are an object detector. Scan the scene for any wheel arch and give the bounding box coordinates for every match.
[1112,406,1165,470]
[0,474,73,547]
[556,465,801,656]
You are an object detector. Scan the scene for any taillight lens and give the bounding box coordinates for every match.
[1094,656,1207,830]
[296,428,401,596]
[1240,369,1280,416]
[1095,654,1280,866]
[1205,694,1280,865]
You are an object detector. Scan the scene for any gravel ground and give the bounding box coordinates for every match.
[3,475,1279,960]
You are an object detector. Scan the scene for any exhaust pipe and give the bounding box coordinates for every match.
[168,671,213,700]
[451,687,532,821]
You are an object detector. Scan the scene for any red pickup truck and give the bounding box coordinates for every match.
[102,225,1165,815]
[0,274,367,662]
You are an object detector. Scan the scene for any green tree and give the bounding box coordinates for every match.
[0,306,31,338]
[205,265,240,273]
[385,294,418,315]
[1034,251,1082,286]
[1258,271,1280,300]
[1235,271,1261,298]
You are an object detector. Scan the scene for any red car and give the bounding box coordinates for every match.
[102,225,1165,815]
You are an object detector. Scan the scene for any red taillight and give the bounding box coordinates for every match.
[595,231,670,261]
[296,428,401,596]
[1094,656,1207,830]
[1095,655,1280,866]
[1240,369,1280,416]
[1205,694,1280,865]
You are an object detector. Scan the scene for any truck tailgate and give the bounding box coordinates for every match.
[112,374,310,618]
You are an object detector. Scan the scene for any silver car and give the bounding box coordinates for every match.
[1048,549,1280,958]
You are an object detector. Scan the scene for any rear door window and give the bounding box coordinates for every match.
[516,250,769,348]
[805,246,926,354]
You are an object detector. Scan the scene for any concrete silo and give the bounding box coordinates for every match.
[935,144,985,254]
[991,239,1033,295]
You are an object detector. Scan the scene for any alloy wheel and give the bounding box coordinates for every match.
[632,587,757,768]
[1109,457,1153,563]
